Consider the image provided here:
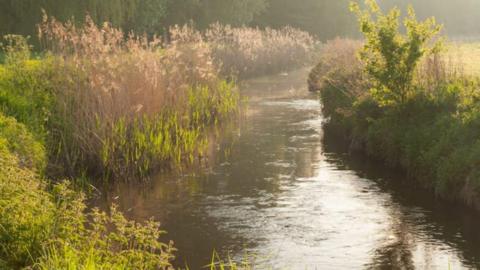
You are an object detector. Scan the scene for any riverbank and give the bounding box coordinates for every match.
[309,35,480,210]
[0,14,317,268]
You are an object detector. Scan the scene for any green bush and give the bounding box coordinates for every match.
[0,139,176,269]
[0,113,46,172]
[0,140,54,269]
[352,79,480,201]
[350,0,442,106]
[0,36,55,139]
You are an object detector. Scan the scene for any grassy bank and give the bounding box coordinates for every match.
[310,2,480,209]
[0,113,177,269]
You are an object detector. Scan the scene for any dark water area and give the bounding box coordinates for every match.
[93,70,480,269]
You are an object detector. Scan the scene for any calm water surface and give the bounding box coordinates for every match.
[94,70,480,269]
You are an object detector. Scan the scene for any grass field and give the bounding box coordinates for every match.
[446,41,480,76]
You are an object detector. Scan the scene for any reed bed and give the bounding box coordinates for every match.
[37,15,239,179]
[206,23,317,78]
[0,11,319,270]
[1,14,317,180]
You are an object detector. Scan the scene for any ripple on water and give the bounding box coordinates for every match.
[261,99,321,111]
[101,72,480,269]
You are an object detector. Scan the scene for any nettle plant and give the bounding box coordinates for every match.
[350,0,443,107]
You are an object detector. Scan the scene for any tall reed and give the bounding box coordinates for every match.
[206,23,317,78]
[38,15,239,179]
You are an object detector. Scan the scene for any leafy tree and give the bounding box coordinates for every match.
[0,0,143,40]
[132,0,168,35]
[254,0,357,40]
[350,0,442,106]
[164,0,267,29]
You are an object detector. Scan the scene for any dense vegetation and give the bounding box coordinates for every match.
[310,0,480,209]
[0,3,315,266]
[0,112,177,269]
[3,0,480,268]
[0,14,314,180]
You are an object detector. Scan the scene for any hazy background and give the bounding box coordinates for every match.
[1,0,479,41]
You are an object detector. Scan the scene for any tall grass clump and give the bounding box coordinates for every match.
[312,0,480,209]
[36,15,239,179]
[206,23,317,78]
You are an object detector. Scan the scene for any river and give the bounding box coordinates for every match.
[93,69,480,269]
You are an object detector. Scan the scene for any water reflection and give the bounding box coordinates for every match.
[325,135,480,269]
[94,70,480,269]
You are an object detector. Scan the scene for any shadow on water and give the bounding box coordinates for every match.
[92,69,480,269]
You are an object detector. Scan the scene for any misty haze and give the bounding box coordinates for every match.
[1,0,480,269]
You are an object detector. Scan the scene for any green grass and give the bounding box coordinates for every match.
[206,251,256,270]
[99,81,239,179]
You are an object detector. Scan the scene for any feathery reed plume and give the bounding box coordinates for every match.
[206,23,317,78]
[38,14,238,179]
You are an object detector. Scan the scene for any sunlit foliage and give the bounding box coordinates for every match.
[36,15,240,179]
[0,113,176,269]
[311,2,480,208]
[351,0,443,106]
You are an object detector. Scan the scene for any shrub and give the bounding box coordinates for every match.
[0,113,46,172]
[0,172,176,270]
[0,35,56,139]
[313,1,480,208]
[350,0,442,106]
[0,112,176,269]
